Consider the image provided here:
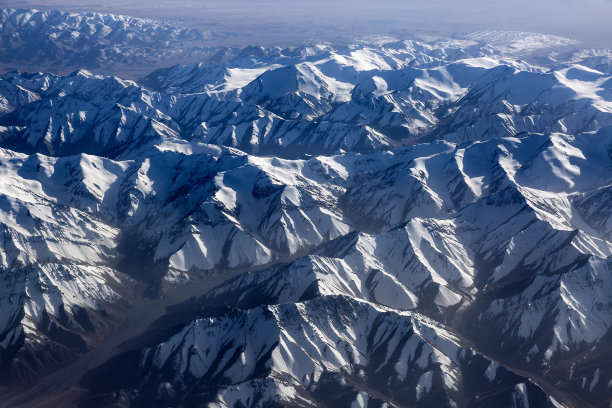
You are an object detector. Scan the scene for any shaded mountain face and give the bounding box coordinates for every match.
[0,8,611,408]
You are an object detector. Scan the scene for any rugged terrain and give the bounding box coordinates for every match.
[0,8,611,408]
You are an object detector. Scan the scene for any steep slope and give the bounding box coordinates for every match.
[82,296,560,408]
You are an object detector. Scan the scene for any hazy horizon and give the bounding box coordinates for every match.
[2,0,612,47]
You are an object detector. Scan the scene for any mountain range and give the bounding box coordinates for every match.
[0,7,611,408]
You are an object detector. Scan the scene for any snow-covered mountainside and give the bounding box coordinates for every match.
[1,28,611,158]
[0,10,611,408]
